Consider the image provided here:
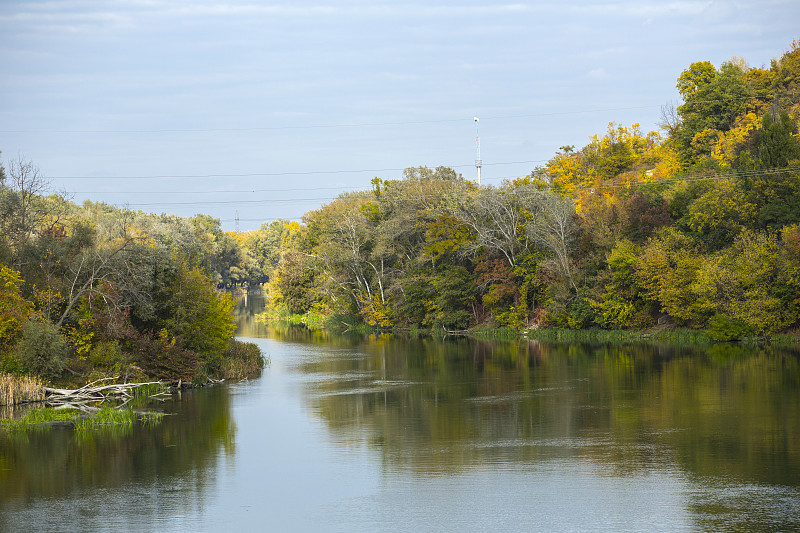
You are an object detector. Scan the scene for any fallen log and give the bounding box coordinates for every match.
[44,379,167,409]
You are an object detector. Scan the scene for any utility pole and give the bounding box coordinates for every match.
[235,210,240,234]
[474,116,482,186]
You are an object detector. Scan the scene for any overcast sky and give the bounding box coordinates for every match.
[1,0,798,231]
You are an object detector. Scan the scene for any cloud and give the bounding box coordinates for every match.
[701,0,738,21]
[587,68,611,80]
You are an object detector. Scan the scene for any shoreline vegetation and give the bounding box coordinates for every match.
[256,309,800,348]
[0,374,170,431]
[3,40,800,429]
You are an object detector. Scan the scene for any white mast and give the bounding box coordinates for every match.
[474,116,481,186]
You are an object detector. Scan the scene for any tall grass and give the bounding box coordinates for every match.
[221,339,266,380]
[256,308,327,330]
[1,407,79,431]
[526,327,715,346]
[0,373,46,406]
[469,326,520,341]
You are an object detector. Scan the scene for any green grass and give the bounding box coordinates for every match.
[1,405,164,432]
[469,326,520,340]
[760,332,800,347]
[1,407,80,431]
[525,327,716,346]
[525,327,800,348]
[256,308,327,330]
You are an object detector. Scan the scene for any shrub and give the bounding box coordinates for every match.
[706,314,755,341]
[14,318,67,380]
[125,329,199,381]
[220,339,265,380]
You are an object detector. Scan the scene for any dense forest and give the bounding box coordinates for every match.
[2,41,800,387]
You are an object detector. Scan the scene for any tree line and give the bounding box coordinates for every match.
[0,160,264,383]
[2,40,799,386]
[260,41,800,339]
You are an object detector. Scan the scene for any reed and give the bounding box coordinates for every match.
[525,327,715,346]
[469,326,520,340]
[758,332,800,348]
[221,339,266,380]
[0,373,46,406]
[73,406,135,429]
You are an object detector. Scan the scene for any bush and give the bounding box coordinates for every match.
[125,329,199,381]
[220,339,265,380]
[706,314,755,341]
[14,318,67,380]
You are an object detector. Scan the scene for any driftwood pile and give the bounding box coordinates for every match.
[45,377,169,413]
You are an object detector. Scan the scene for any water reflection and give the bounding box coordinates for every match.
[290,336,800,488]
[0,386,235,531]
[287,336,800,530]
[2,292,798,532]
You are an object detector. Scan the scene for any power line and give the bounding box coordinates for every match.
[578,166,800,193]
[124,197,338,207]
[48,159,547,181]
[1,94,778,135]
[106,167,799,209]
[72,185,364,194]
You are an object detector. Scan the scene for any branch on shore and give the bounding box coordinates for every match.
[44,377,167,410]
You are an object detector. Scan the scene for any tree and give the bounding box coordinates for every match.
[13,317,67,379]
[430,265,475,330]
[697,231,799,334]
[0,266,32,356]
[675,61,751,168]
[0,157,70,262]
[637,228,713,326]
[682,179,757,249]
[746,109,800,170]
[454,183,547,268]
[528,193,579,292]
[157,258,236,373]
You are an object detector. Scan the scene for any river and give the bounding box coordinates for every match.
[1,293,799,532]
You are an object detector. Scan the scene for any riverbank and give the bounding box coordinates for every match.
[256,310,800,348]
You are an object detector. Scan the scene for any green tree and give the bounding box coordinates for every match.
[152,258,236,374]
[675,61,751,168]
[430,265,475,330]
[13,317,67,379]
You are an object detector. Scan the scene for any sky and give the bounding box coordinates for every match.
[1,0,799,231]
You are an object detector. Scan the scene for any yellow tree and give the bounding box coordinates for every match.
[0,266,32,355]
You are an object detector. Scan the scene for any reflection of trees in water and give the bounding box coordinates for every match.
[302,336,800,486]
[0,385,235,508]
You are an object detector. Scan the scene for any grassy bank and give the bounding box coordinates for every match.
[524,327,800,347]
[524,327,715,345]
[256,308,327,330]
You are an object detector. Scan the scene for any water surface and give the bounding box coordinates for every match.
[1,296,798,532]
